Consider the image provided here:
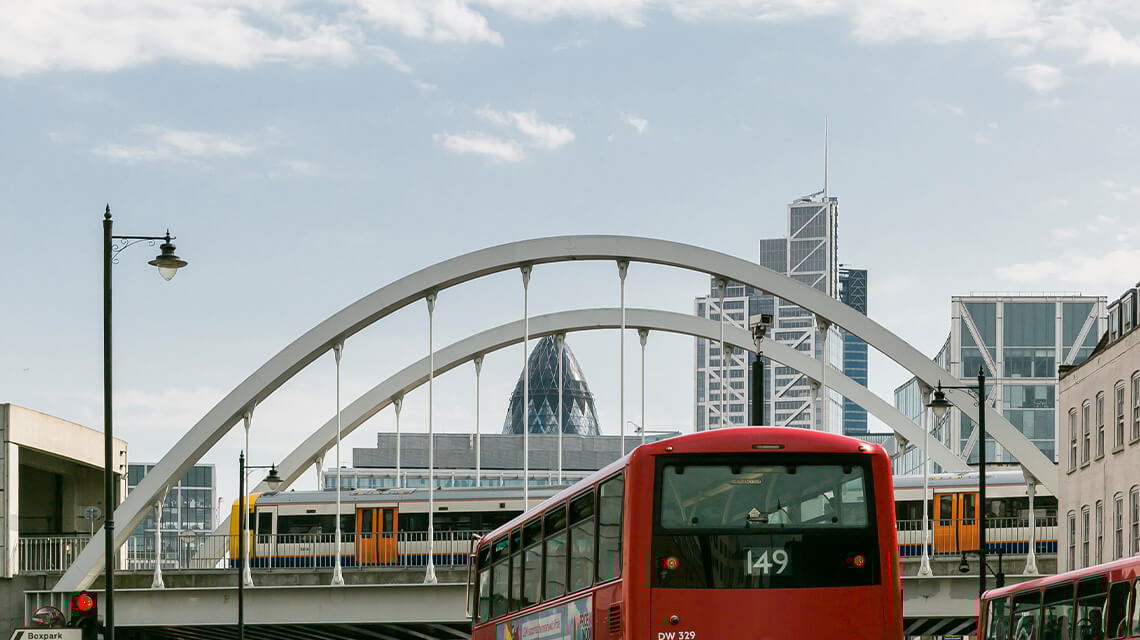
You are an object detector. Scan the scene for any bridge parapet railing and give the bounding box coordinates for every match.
[896,516,1059,557]
[17,535,92,574]
[121,529,486,571]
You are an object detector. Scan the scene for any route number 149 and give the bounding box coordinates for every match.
[746,547,789,575]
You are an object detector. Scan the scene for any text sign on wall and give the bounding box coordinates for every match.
[11,631,82,640]
[497,595,592,640]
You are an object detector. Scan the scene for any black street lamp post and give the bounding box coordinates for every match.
[237,453,283,640]
[928,365,992,597]
[103,206,187,640]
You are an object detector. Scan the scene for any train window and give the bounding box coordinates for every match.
[509,529,522,612]
[1041,584,1075,640]
[985,597,1010,640]
[1012,590,1042,640]
[544,505,568,601]
[1105,582,1128,639]
[399,513,427,532]
[569,490,595,593]
[597,473,624,583]
[257,512,272,543]
[939,495,954,526]
[521,518,542,609]
[1074,577,1109,640]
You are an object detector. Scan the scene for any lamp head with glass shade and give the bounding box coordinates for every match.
[264,465,283,491]
[147,231,188,281]
[927,382,952,422]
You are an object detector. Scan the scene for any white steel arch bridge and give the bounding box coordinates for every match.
[56,235,1059,592]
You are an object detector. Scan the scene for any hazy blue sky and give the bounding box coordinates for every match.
[3,1,1140,512]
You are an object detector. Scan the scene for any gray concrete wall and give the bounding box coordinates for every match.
[1,574,57,638]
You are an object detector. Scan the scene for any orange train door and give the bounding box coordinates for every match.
[379,507,397,564]
[957,492,979,553]
[356,507,378,565]
[934,493,957,553]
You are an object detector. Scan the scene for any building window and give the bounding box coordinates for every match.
[1082,506,1090,568]
[1131,486,1139,556]
[1132,373,1140,442]
[1096,500,1104,565]
[1115,382,1126,450]
[1068,511,1077,570]
[1115,494,1125,560]
[1096,392,1105,458]
[1082,402,1091,463]
[1069,409,1078,470]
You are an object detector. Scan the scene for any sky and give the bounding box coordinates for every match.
[3,0,1140,522]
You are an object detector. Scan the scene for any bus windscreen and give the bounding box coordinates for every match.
[653,455,879,589]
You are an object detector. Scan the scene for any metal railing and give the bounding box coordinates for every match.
[896,516,1059,557]
[123,529,484,571]
[18,535,92,574]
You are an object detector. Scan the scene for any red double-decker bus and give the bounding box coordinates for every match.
[468,427,902,640]
[979,556,1140,640]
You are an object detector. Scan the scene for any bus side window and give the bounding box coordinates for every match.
[568,489,595,593]
[1075,577,1108,640]
[1105,581,1128,639]
[509,528,522,613]
[491,535,510,618]
[1042,584,1075,640]
[1012,590,1042,640]
[477,546,491,622]
[1130,580,1140,638]
[544,504,568,601]
[521,518,542,609]
[986,596,1011,640]
[597,473,624,583]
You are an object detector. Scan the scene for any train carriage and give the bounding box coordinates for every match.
[229,486,564,568]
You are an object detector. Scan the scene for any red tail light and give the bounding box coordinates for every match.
[70,592,96,613]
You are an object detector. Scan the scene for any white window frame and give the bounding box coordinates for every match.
[1114,493,1125,560]
[1068,510,1077,571]
[1096,392,1106,459]
[1082,505,1091,568]
[1115,382,1126,450]
[1082,402,1091,464]
[1096,500,1104,565]
[1069,409,1078,471]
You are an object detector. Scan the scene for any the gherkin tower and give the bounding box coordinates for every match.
[502,335,601,435]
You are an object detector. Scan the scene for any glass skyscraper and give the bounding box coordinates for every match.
[694,195,866,433]
[839,268,869,435]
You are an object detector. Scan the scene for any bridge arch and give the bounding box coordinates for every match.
[57,235,1055,590]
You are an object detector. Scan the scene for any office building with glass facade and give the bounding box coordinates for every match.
[694,196,862,433]
[126,463,216,568]
[839,267,869,435]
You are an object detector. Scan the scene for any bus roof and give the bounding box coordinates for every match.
[476,426,890,545]
[984,555,1140,599]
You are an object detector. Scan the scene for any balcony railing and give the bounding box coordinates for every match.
[896,516,1059,557]
[17,535,92,574]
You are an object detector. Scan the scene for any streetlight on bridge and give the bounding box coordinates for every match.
[103,206,188,640]
[237,453,283,640]
[927,366,998,598]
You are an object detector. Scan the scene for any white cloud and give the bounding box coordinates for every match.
[1050,227,1078,240]
[996,249,1140,291]
[92,125,254,163]
[0,2,360,77]
[620,112,649,134]
[7,0,1140,79]
[553,38,589,52]
[354,0,503,45]
[973,132,990,144]
[987,121,999,129]
[478,108,575,149]
[1009,63,1065,92]
[946,104,964,116]
[433,132,525,162]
